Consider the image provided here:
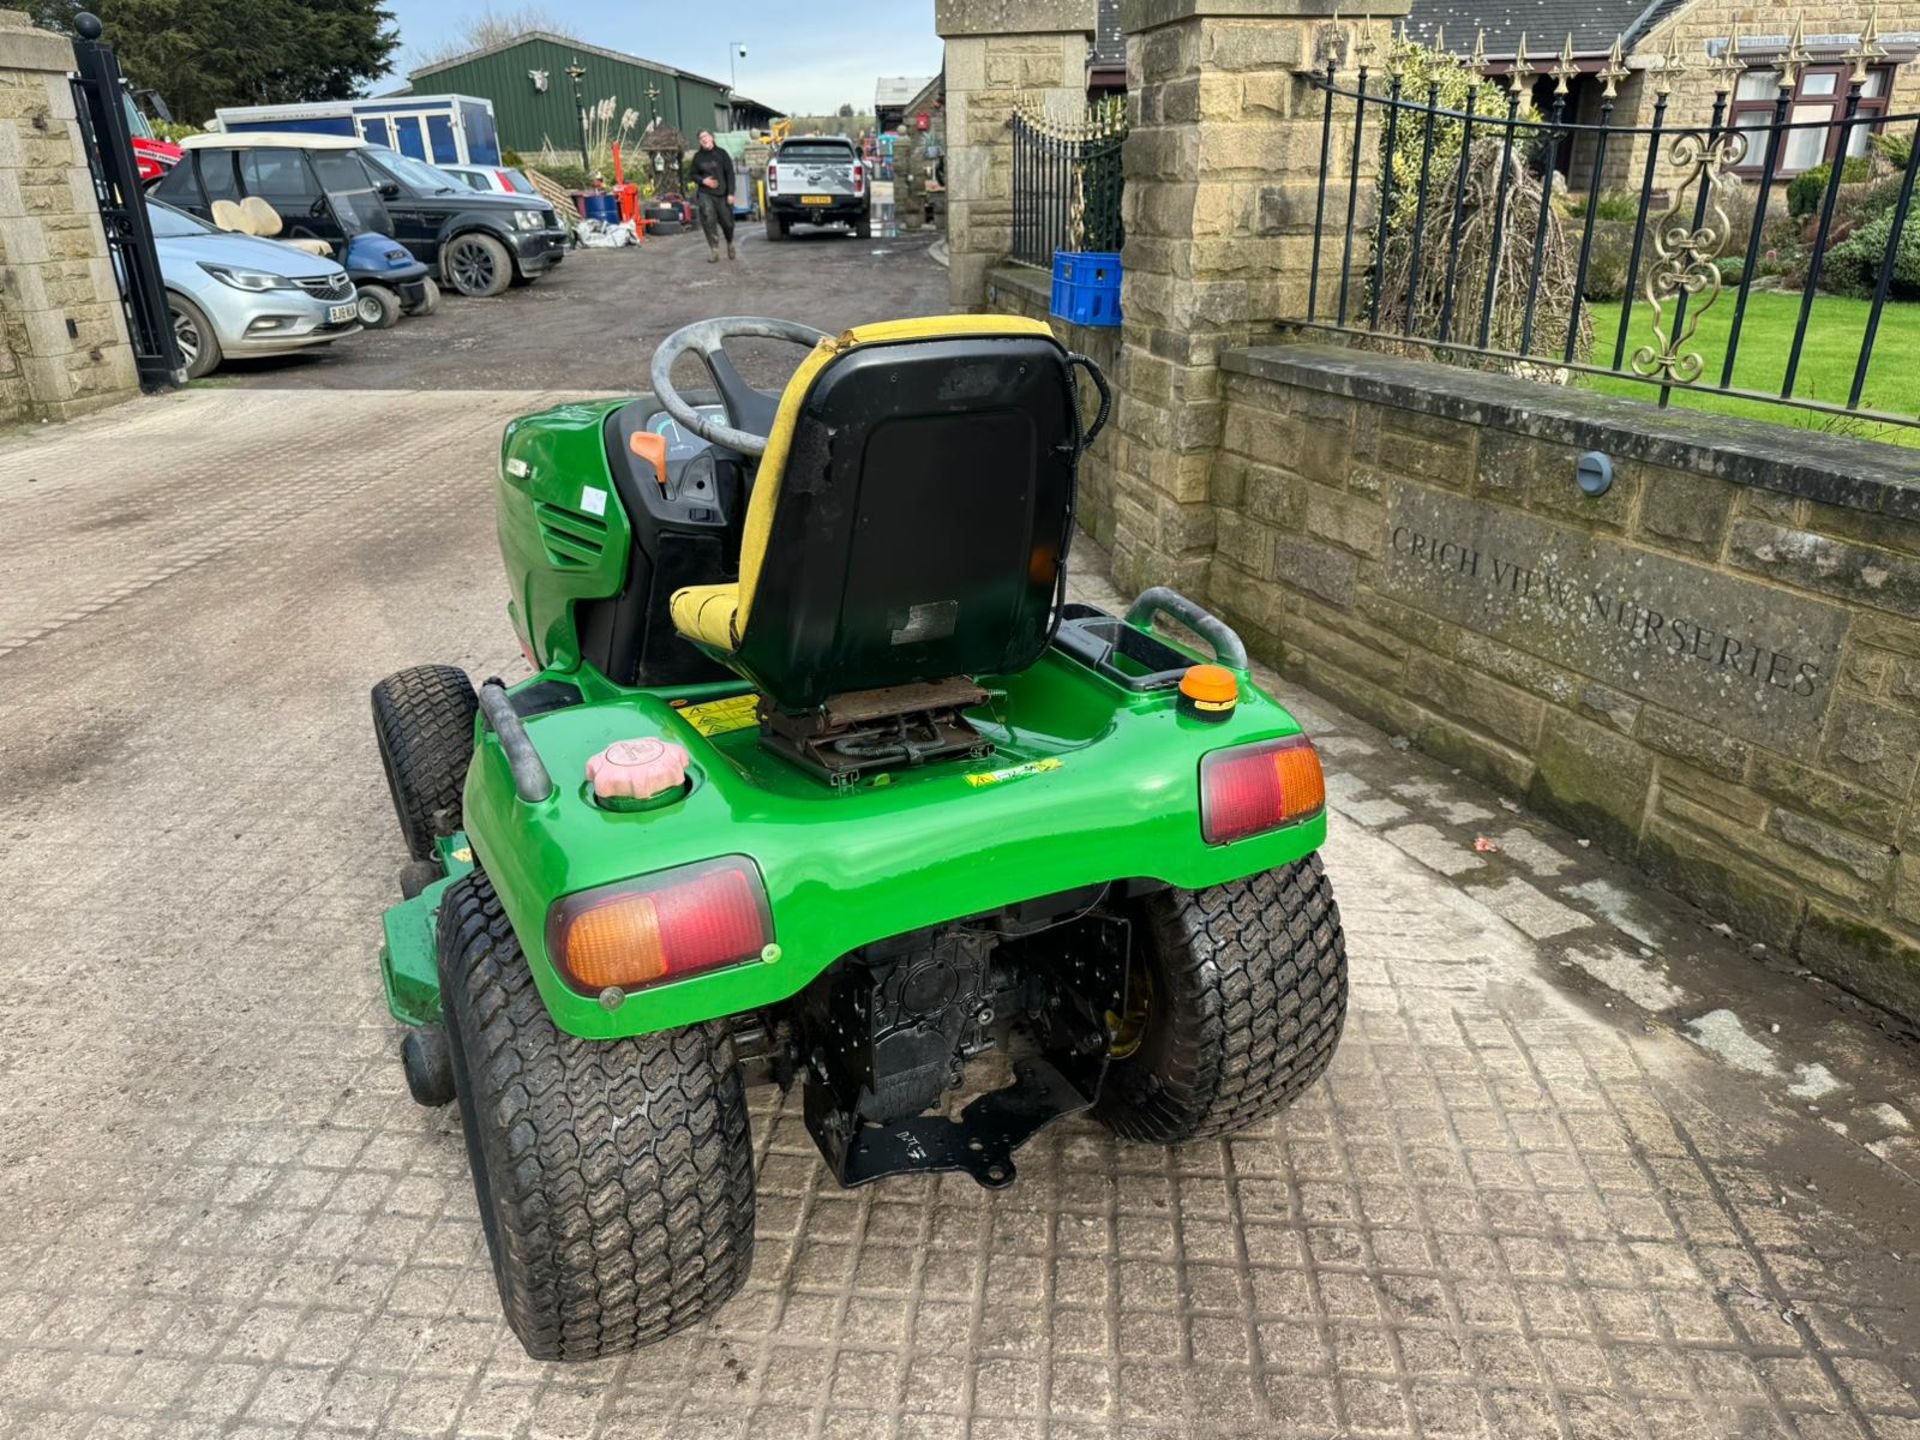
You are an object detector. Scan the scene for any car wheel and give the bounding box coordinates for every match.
[764,211,786,242]
[442,233,513,297]
[356,284,402,329]
[854,212,872,239]
[403,276,441,317]
[168,294,221,380]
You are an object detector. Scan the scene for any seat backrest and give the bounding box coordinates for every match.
[210,198,254,235]
[732,315,1081,712]
[240,196,284,237]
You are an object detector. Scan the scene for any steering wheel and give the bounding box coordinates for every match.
[650,317,832,457]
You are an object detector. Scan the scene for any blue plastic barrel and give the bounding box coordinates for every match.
[582,192,622,225]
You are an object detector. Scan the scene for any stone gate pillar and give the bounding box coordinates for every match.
[1108,0,1405,595]
[933,0,1097,310]
[0,9,138,423]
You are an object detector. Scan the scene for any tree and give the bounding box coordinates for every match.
[27,0,398,124]
[415,4,557,66]
[837,102,855,118]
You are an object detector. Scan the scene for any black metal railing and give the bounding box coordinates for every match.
[1301,27,1920,433]
[1010,99,1127,268]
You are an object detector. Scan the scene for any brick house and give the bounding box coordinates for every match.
[1407,0,1920,194]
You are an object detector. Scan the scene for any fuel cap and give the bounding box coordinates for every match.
[586,738,691,804]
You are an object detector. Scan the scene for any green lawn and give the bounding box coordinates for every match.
[1581,290,1920,449]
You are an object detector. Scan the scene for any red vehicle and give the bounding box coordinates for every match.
[124,91,182,183]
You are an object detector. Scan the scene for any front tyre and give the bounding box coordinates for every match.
[442,232,513,297]
[438,872,757,1361]
[370,664,477,862]
[1094,856,1347,1144]
[404,276,441,316]
[356,284,402,329]
[168,293,221,379]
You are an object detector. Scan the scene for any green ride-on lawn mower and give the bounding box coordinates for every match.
[371,313,1348,1360]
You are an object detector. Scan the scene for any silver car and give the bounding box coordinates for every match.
[148,199,361,378]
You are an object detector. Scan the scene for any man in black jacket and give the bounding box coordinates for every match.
[688,131,736,262]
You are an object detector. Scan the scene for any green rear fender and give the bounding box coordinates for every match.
[453,653,1329,1042]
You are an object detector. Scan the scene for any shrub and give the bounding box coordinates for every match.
[1873,132,1913,175]
[1567,191,1641,223]
[529,162,591,191]
[1714,255,1745,286]
[1580,220,1637,301]
[1822,208,1920,298]
[1378,41,1538,237]
[502,149,524,167]
[1787,157,1869,217]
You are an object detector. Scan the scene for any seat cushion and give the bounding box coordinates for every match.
[670,582,743,652]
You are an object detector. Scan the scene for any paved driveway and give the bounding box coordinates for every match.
[2,241,1919,1440]
[210,226,948,394]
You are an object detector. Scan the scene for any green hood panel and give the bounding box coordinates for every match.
[496,400,631,671]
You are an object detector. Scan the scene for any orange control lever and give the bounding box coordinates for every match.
[629,430,669,490]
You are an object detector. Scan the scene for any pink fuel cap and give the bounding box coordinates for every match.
[586,738,691,802]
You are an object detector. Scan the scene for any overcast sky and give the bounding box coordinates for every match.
[384,1,944,116]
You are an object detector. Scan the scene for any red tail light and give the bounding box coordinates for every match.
[1199,737,1325,845]
[853,162,865,194]
[546,857,773,994]
[766,161,778,194]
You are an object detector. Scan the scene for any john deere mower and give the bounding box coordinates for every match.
[371,314,1347,1360]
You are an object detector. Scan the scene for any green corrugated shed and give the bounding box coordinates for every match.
[410,33,736,158]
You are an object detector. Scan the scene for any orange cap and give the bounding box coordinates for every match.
[1180,664,1239,708]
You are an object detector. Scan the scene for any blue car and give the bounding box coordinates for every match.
[148,199,361,379]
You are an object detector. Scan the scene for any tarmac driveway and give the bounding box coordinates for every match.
[221,225,949,394]
[2,236,1920,1439]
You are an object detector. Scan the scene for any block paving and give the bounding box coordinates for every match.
[1,387,1917,1439]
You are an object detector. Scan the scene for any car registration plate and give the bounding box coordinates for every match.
[328,302,356,324]
[801,194,833,206]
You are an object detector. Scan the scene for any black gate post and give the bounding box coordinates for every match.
[69,12,180,391]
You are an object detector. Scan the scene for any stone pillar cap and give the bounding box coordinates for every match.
[1123,0,1408,32]
[935,0,1097,38]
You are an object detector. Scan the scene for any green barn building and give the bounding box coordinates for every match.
[407,32,783,160]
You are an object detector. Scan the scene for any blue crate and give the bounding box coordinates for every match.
[1050,250,1122,328]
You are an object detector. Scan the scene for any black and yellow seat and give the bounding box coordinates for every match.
[668,315,1087,724]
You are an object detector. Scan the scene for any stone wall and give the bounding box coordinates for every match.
[933,0,1096,311]
[1205,342,1920,1022]
[0,10,138,423]
[985,264,1122,540]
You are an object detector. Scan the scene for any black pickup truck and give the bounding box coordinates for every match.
[763,135,871,240]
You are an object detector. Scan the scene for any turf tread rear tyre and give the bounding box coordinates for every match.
[1095,856,1347,1143]
[438,872,755,1361]
[371,665,477,861]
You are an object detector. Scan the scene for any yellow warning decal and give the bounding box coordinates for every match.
[671,692,760,737]
[965,757,1063,788]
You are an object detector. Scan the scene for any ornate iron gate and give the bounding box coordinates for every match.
[68,13,179,391]
[1010,99,1128,268]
